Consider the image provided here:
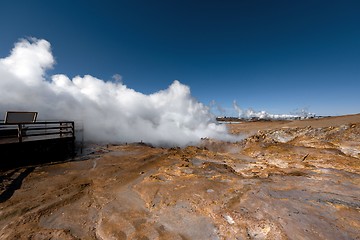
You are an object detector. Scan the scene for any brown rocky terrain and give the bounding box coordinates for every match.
[0,114,359,239]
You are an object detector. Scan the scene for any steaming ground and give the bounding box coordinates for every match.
[0,38,234,146]
[232,100,314,120]
[0,114,359,239]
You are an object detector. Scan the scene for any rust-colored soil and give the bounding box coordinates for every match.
[1,114,359,239]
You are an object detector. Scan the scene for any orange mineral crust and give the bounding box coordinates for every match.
[1,114,359,239]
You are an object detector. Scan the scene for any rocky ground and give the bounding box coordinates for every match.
[0,114,359,239]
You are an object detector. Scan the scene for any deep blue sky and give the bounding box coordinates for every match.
[1,0,359,116]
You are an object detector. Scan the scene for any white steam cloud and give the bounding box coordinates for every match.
[0,38,235,146]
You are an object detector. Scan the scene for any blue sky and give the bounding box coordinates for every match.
[1,0,359,116]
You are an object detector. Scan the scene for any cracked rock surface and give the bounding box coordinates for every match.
[0,114,359,239]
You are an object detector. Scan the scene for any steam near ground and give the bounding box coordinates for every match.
[232,101,315,120]
[0,38,237,146]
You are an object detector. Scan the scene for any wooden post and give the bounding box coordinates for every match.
[71,121,75,156]
[17,124,22,143]
[71,122,75,138]
[60,122,63,138]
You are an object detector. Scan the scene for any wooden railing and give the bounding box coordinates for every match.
[0,121,75,143]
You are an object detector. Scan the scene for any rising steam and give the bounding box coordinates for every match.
[232,101,315,120]
[0,38,235,146]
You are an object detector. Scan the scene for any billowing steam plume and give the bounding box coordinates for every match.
[0,38,235,146]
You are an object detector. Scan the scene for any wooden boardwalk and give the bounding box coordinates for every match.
[0,121,76,168]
